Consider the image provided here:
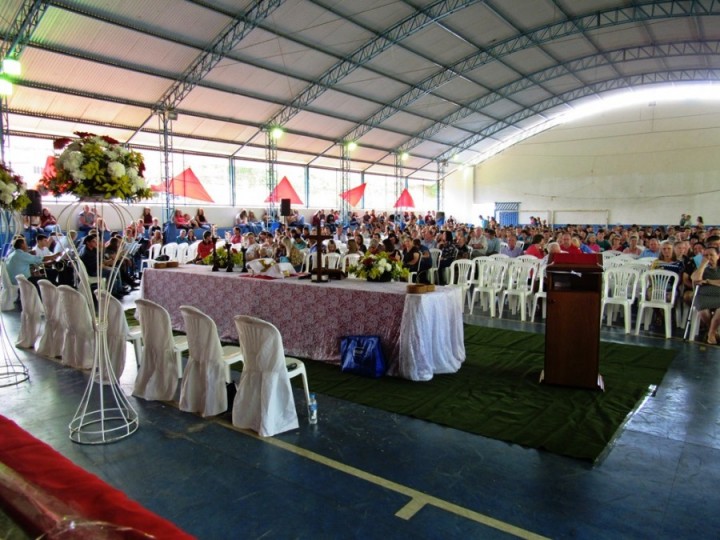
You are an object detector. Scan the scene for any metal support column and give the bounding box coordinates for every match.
[265,128,278,223]
[0,96,8,165]
[437,160,447,213]
[157,109,175,224]
[340,142,351,224]
[394,153,404,223]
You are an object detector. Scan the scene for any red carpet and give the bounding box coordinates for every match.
[0,415,194,539]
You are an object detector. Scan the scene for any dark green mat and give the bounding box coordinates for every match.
[296,326,676,461]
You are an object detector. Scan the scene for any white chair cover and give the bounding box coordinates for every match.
[96,290,127,382]
[16,276,44,349]
[0,260,19,311]
[133,298,180,401]
[179,305,232,417]
[57,285,95,369]
[37,280,63,358]
[233,315,299,437]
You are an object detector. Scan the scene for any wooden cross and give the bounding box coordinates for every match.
[306,228,333,282]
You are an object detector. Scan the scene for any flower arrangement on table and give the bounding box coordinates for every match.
[0,163,30,211]
[201,246,243,267]
[348,251,409,282]
[39,132,152,201]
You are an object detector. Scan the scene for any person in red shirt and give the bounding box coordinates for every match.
[524,234,545,258]
[559,232,582,254]
[194,230,215,262]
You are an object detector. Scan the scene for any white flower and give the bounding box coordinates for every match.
[1,193,11,205]
[63,151,84,172]
[71,170,86,181]
[127,167,138,181]
[107,161,126,178]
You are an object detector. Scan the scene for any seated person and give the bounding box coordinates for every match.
[524,234,545,258]
[173,209,191,230]
[244,233,262,262]
[193,230,215,263]
[5,236,56,289]
[40,208,58,233]
[235,209,248,225]
[691,246,720,344]
[79,234,127,298]
[195,208,211,230]
[77,205,98,232]
[176,229,189,244]
[500,235,523,258]
[230,226,243,244]
[484,228,501,255]
[149,217,162,236]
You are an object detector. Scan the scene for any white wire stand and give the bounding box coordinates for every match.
[0,210,29,388]
[57,201,139,444]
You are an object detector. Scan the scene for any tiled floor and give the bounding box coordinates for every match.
[2,291,719,539]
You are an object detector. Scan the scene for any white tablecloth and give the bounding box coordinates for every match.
[141,266,465,381]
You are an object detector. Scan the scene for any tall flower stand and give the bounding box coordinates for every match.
[57,201,138,444]
[0,211,29,387]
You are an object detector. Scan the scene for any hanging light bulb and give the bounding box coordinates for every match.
[270,126,284,140]
[346,141,357,152]
[2,58,21,77]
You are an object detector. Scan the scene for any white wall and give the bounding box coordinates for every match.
[470,100,720,226]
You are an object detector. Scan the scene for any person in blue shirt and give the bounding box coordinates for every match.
[5,237,56,287]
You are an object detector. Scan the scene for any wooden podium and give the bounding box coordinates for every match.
[542,253,604,390]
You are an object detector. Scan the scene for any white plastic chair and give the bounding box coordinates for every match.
[0,260,19,311]
[323,252,341,270]
[161,242,179,261]
[15,276,44,349]
[185,240,200,263]
[233,315,311,437]
[448,259,474,310]
[301,251,320,273]
[530,264,548,322]
[427,248,442,284]
[635,270,679,339]
[469,259,507,317]
[179,305,244,417]
[140,243,163,271]
[499,261,537,321]
[175,242,189,264]
[340,253,361,273]
[133,298,188,401]
[601,267,640,334]
[515,255,539,262]
[57,285,95,370]
[37,280,63,358]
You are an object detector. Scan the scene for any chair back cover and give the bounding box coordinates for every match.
[37,280,63,358]
[233,315,299,437]
[96,290,128,382]
[57,285,95,369]
[178,305,229,417]
[323,252,341,269]
[132,298,180,401]
[16,275,44,349]
[0,260,18,311]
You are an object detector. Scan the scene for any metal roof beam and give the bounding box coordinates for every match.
[0,0,48,60]
[270,0,480,127]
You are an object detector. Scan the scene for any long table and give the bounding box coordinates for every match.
[141,266,465,381]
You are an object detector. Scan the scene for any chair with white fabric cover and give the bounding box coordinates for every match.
[448,259,474,310]
[57,285,95,369]
[233,315,309,437]
[323,252,341,270]
[179,305,244,417]
[15,275,44,349]
[37,280,63,358]
[0,260,19,311]
[95,290,133,381]
[133,298,188,401]
[601,267,640,334]
[635,269,679,339]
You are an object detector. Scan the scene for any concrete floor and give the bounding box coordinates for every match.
[1,291,719,539]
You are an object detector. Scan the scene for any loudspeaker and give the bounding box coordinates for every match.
[23,190,42,217]
[280,198,291,217]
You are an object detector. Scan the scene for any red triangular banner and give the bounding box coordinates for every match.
[339,183,366,207]
[393,188,415,209]
[150,168,214,203]
[265,176,303,205]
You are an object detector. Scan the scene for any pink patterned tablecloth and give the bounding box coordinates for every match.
[141,266,465,381]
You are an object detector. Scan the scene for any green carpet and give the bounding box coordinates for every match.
[296,326,676,461]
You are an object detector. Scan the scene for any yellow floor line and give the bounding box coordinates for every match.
[215,419,549,540]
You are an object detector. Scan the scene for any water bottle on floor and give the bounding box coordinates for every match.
[308,393,318,425]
